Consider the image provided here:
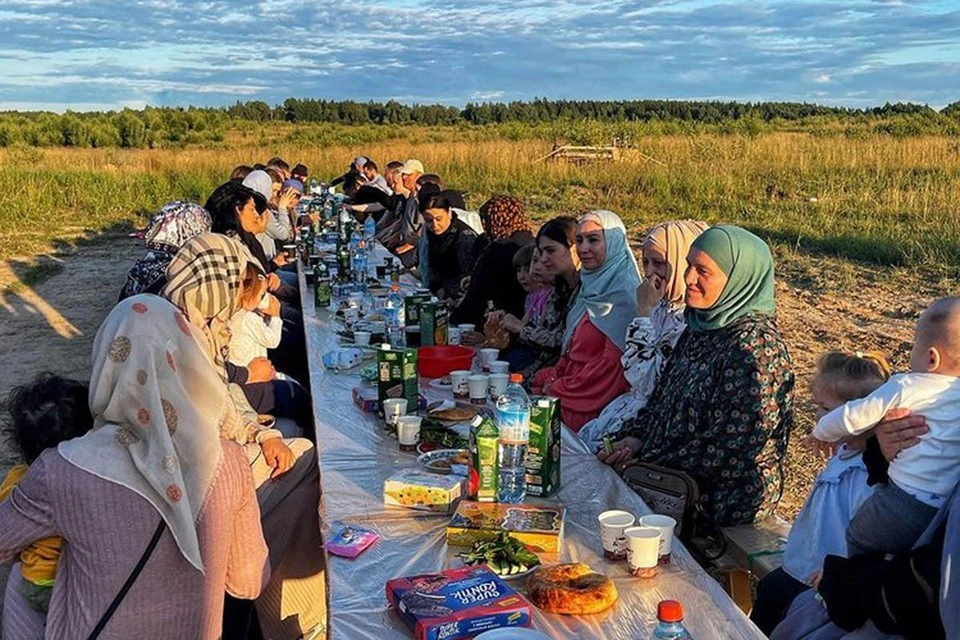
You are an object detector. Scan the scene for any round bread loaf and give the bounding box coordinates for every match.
[526,563,618,614]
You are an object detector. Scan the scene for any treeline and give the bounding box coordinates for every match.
[1,98,959,148]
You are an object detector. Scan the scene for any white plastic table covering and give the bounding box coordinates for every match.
[298,245,765,639]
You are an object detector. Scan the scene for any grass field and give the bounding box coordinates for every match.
[2,126,959,521]
[2,129,960,270]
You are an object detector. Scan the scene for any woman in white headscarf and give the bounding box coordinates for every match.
[0,295,268,639]
[578,219,709,452]
[532,210,641,431]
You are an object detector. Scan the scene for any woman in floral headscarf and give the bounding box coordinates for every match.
[578,219,709,452]
[0,295,268,639]
[452,195,535,327]
[600,226,794,527]
[119,201,211,301]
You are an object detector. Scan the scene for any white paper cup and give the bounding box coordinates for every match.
[396,415,422,451]
[598,510,635,561]
[382,398,408,427]
[638,514,677,563]
[489,360,510,374]
[625,526,661,578]
[448,327,462,345]
[354,330,371,346]
[468,374,489,405]
[450,370,471,399]
[479,348,499,372]
[458,324,476,334]
[488,373,510,398]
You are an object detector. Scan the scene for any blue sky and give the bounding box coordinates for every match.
[1,0,959,112]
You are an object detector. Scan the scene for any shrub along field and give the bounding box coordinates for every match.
[1,124,958,519]
[2,128,960,269]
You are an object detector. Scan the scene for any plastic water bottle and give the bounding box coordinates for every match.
[652,601,694,639]
[496,374,530,504]
[352,240,368,284]
[385,284,405,347]
[363,214,376,242]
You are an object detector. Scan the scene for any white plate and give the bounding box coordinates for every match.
[429,378,453,390]
[474,628,551,639]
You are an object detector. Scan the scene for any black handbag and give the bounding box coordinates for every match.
[86,519,166,640]
[619,462,727,562]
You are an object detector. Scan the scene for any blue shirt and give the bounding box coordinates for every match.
[782,445,874,584]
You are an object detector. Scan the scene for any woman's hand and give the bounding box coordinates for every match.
[264,294,281,317]
[261,438,295,478]
[636,276,665,317]
[502,313,523,334]
[278,187,300,211]
[267,273,282,292]
[247,357,276,383]
[597,437,640,466]
[273,252,289,268]
[875,409,927,462]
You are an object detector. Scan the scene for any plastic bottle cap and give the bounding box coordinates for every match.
[391,284,400,292]
[657,600,684,623]
[509,373,523,383]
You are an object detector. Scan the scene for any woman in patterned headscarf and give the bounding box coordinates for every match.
[452,195,535,327]
[119,201,211,301]
[161,233,325,639]
[0,295,269,639]
[578,219,709,452]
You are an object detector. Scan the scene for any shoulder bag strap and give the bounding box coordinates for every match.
[86,519,167,640]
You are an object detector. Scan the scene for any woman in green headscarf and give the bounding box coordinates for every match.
[599,226,795,526]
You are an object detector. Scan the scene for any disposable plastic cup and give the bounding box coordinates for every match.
[396,415,423,452]
[598,510,635,561]
[479,348,499,372]
[638,514,677,564]
[354,331,371,346]
[625,526,661,578]
[468,374,489,405]
[489,360,510,374]
[488,373,510,398]
[450,370,471,398]
[382,398,408,427]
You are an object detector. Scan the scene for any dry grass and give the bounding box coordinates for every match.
[2,128,960,520]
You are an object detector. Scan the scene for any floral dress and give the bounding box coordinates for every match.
[578,299,687,453]
[517,283,576,379]
[617,314,794,526]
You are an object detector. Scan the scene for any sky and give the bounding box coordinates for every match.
[1,0,959,112]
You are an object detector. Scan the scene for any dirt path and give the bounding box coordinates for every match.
[0,234,142,471]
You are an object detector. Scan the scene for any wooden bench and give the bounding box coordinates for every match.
[715,517,791,612]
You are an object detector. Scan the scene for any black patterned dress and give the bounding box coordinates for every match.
[617,314,794,526]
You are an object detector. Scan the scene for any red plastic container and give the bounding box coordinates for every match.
[417,346,476,379]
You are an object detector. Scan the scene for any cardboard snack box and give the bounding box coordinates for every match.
[384,469,463,513]
[446,501,565,553]
[525,396,561,497]
[386,566,533,640]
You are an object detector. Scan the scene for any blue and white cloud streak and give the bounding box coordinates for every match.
[1,0,958,111]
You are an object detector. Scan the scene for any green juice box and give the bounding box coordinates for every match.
[404,293,432,327]
[420,301,448,346]
[469,415,499,502]
[376,345,419,417]
[525,396,561,497]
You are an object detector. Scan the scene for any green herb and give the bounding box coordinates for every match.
[459,532,541,576]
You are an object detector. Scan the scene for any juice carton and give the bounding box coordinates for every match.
[376,344,419,417]
[470,416,499,503]
[525,396,561,497]
[420,301,449,346]
[404,293,432,327]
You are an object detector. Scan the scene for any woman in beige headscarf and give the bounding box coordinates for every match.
[578,219,709,452]
[163,232,326,639]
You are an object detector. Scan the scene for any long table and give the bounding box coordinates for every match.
[299,246,765,639]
